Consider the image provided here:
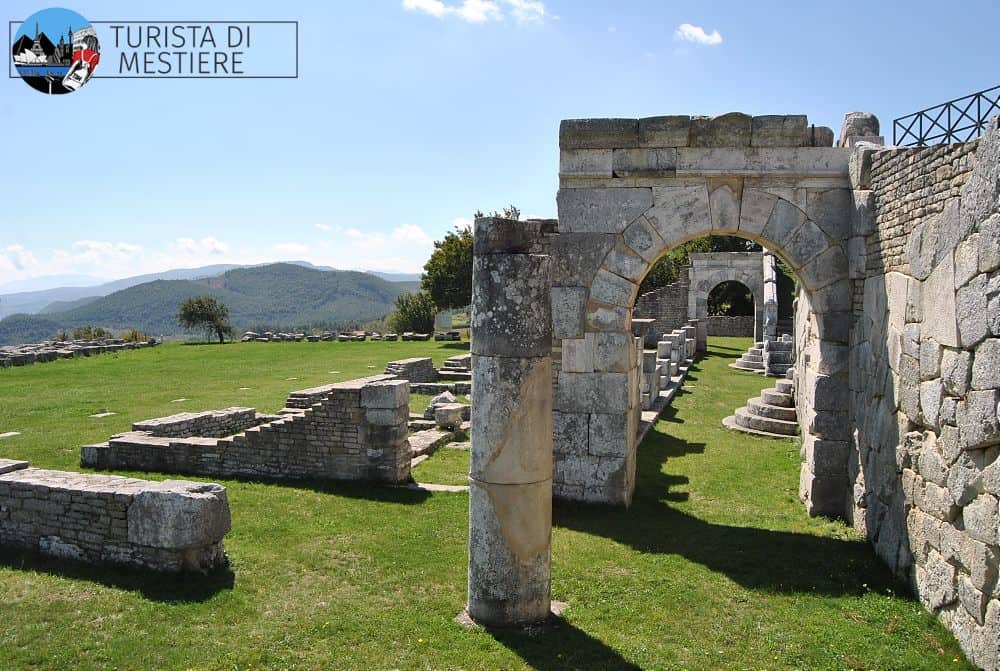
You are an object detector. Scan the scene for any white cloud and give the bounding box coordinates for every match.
[402,0,545,24]
[314,223,332,232]
[674,23,722,46]
[504,0,545,23]
[175,237,229,256]
[0,244,41,273]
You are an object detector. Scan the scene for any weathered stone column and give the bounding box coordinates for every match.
[467,217,553,626]
[762,251,779,341]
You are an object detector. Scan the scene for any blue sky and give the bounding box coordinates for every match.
[1,0,997,288]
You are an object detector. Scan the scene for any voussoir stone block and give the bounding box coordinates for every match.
[556,188,653,234]
[647,184,710,242]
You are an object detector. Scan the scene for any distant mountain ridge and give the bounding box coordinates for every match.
[0,262,422,318]
[0,263,421,345]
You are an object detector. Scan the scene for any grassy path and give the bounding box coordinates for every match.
[0,337,974,669]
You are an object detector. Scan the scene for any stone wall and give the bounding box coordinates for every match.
[384,357,438,382]
[847,119,1000,670]
[633,281,690,346]
[0,339,158,367]
[82,376,412,484]
[133,407,261,438]
[0,459,230,572]
[704,315,754,337]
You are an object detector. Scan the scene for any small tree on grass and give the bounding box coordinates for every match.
[388,291,436,333]
[421,226,473,311]
[177,296,234,344]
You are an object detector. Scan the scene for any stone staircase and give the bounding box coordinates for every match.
[437,353,473,381]
[723,374,799,438]
[731,341,765,373]
[762,337,794,377]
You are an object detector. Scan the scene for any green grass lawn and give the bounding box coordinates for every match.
[0,337,974,670]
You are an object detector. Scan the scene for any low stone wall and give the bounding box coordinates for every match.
[704,315,754,337]
[0,339,158,367]
[82,376,411,483]
[633,282,690,347]
[133,407,260,438]
[384,357,438,382]
[0,459,230,572]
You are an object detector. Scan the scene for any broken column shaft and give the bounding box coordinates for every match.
[467,217,553,626]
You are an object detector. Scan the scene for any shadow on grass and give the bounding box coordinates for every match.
[555,359,900,598]
[0,547,235,602]
[487,615,641,671]
[438,342,472,351]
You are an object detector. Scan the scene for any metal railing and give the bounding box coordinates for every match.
[893,85,1000,146]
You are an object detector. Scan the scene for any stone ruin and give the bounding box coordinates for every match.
[83,376,412,484]
[0,458,230,573]
[0,338,159,368]
[463,111,1000,670]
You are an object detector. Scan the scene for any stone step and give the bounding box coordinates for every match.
[775,379,795,395]
[729,362,765,374]
[766,364,793,377]
[761,388,794,407]
[733,407,799,436]
[765,351,795,364]
[747,397,798,422]
[409,429,455,457]
[436,370,472,381]
[740,354,763,364]
[747,348,762,356]
[408,419,437,431]
[765,341,794,351]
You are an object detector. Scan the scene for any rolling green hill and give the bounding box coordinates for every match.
[0,263,421,344]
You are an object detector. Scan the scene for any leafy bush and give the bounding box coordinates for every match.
[388,292,436,333]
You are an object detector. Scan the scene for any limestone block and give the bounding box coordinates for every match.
[434,403,465,430]
[958,575,990,624]
[920,379,944,430]
[556,188,653,234]
[590,268,636,307]
[920,339,942,381]
[593,332,633,373]
[785,219,829,268]
[799,467,848,517]
[917,435,949,486]
[805,189,852,242]
[803,434,849,476]
[612,148,677,177]
[471,254,551,358]
[980,214,1000,273]
[554,371,629,414]
[761,199,807,251]
[797,246,848,290]
[886,272,909,333]
[941,397,958,427]
[676,147,850,176]
[811,126,835,147]
[961,536,999,593]
[690,113,751,147]
[972,339,1000,390]
[588,412,629,457]
[622,215,666,263]
[467,478,551,626]
[812,374,849,411]
[473,217,548,256]
[561,335,594,373]
[552,411,588,458]
[847,236,866,279]
[954,233,981,290]
[849,145,878,189]
[602,241,646,283]
[838,112,880,147]
[941,425,964,465]
[921,253,960,348]
[709,183,741,232]
[560,118,638,149]
[738,188,777,238]
[585,303,628,332]
[127,481,231,550]
[471,355,552,485]
[750,115,808,147]
[963,494,999,545]
[638,115,691,147]
[923,481,959,522]
[808,408,851,441]
[552,287,587,340]
[0,459,29,475]
[850,190,875,237]
[948,451,984,507]
[366,407,407,426]
[360,380,409,409]
[960,116,1000,234]
[906,277,923,324]
[959,390,1000,450]
[957,274,988,348]
[647,184,710,243]
[549,233,613,286]
[560,149,613,178]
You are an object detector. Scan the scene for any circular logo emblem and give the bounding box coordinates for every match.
[12,7,99,95]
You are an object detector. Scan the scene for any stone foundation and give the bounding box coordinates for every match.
[384,357,438,382]
[82,376,411,484]
[132,407,262,438]
[0,459,230,573]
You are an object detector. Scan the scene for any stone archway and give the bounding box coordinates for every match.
[687,252,766,341]
[467,113,854,626]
